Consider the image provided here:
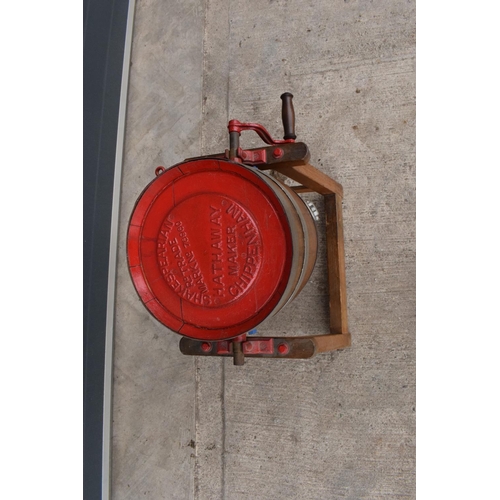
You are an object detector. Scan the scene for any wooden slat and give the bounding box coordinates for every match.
[273,162,344,197]
[291,185,313,193]
[325,193,349,335]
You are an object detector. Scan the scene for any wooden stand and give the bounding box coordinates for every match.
[179,143,351,362]
[259,160,351,351]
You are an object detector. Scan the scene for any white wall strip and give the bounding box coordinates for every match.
[102,1,137,498]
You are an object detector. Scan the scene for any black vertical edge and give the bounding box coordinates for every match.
[83,0,129,498]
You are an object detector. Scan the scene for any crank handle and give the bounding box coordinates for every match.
[280,92,296,140]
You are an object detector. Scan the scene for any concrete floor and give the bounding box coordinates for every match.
[112,0,415,498]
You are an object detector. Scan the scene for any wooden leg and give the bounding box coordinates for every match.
[325,194,349,335]
[312,332,351,353]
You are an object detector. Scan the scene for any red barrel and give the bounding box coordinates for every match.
[127,158,317,341]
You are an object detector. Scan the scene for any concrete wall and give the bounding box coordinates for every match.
[112,0,415,498]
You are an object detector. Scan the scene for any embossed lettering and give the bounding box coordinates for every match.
[158,199,263,307]
[210,206,222,226]
[165,235,208,296]
[211,206,225,297]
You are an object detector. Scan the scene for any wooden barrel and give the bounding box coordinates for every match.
[254,167,318,314]
[127,158,318,341]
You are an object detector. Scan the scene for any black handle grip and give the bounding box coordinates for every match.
[280,92,296,140]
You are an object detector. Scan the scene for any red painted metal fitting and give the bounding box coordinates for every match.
[273,148,284,159]
[216,341,231,355]
[201,342,212,353]
[242,338,274,354]
[277,342,289,355]
[155,166,166,176]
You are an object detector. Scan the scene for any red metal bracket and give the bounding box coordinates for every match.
[236,147,267,164]
[180,337,304,360]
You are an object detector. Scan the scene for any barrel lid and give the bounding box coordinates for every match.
[127,159,293,341]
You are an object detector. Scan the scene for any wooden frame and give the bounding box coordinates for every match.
[179,155,351,362]
[260,161,351,350]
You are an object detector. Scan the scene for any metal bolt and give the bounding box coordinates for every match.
[277,343,289,355]
[273,148,284,159]
[305,200,320,222]
[240,151,248,160]
[201,342,212,353]
[244,342,253,353]
[233,341,245,365]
